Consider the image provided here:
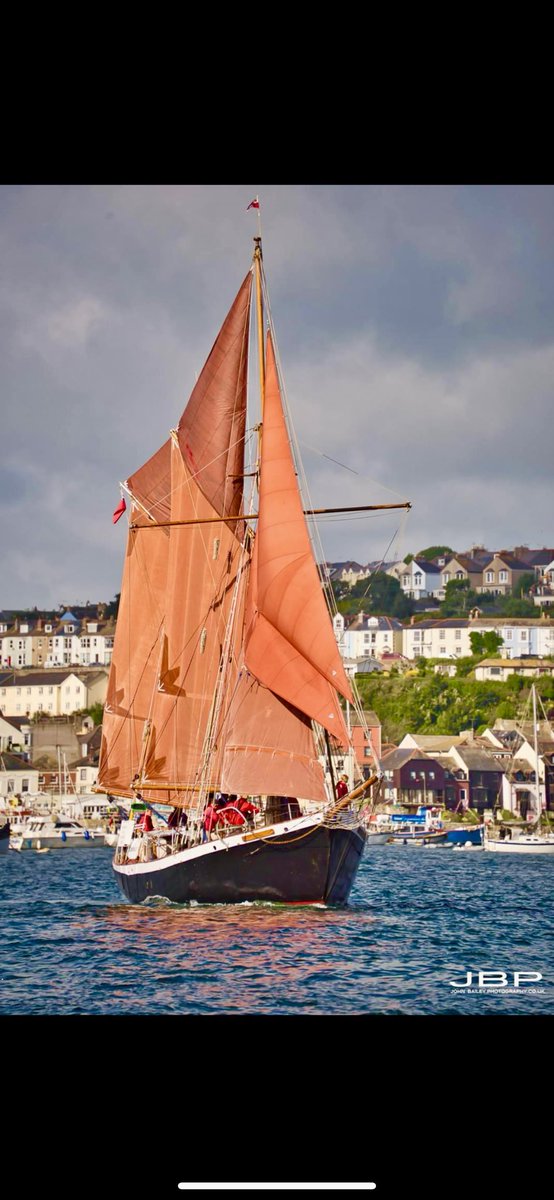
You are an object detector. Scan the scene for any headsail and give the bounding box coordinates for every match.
[243,332,352,745]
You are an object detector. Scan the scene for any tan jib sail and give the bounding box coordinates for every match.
[218,328,352,801]
[97,272,253,802]
[244,332,352,744]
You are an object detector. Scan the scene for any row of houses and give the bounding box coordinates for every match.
[381,724,554,817]
[333,612,554,664]
[0,607,115,669]
[1,697,552,819]
[327,546,554,603]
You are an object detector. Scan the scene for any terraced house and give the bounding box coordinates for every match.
[333,612,403,659]
[0,669,108,717]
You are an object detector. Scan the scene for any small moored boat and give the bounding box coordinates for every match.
[18,815,106,850]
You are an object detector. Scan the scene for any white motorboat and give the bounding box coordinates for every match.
[17,815,106,850]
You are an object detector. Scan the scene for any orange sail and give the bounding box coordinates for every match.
[220,670,328,802]
[97,272,252,801]
[138,437,247,803]
[244,332,352,746]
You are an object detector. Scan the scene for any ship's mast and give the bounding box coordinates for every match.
[532,683,542,823]
[253,236,266,424]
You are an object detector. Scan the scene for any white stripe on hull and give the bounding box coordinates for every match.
[113,812,325,878]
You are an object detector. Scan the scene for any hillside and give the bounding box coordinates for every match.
[355,662,554,743]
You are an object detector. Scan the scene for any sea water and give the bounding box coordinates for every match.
[0,844,551,1015]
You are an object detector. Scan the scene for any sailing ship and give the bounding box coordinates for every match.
[96,232,410,904]
[485,685,554,854]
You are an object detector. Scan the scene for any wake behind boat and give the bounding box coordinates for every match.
[96,225,409,905]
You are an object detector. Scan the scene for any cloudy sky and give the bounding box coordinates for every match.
[2,183,553,610]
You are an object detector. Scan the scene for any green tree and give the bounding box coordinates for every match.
[87,703,104,726]
[105,593,121,618]
[501,596,536,617]
[514,572,536,598]
[440,579,479,616]
[344,571,415,618]
[415,545,454,561]
[469,630,503,656]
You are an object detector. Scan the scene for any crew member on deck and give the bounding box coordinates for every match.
[236,796,260,823]
[336,773,349,800]
[136,810,153,832]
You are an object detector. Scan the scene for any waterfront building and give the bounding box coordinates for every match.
[0,752,40,800]
[0,669,108,718]
[442,745,506,812]
[380,748,447,807]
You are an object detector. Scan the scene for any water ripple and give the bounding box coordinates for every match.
[0,845,551,1014]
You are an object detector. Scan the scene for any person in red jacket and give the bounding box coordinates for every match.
[336,773,349,800]
[202,799,218,841]
[136,809,153,831]
[216,797,246,828]
[236,796,260,824]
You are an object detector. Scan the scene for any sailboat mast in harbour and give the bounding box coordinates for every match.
[97,230,410,904]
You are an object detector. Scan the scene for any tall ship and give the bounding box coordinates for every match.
[96,225,409,904]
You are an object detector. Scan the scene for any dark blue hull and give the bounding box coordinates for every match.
[113,821,367,906]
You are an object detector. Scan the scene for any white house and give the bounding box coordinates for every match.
[0,715,31,754]
[402,619,471,659]
[334,613,403,659]
[398,559,443,600]
[401,616,554,661]
[44,611,115,668]
[0,752,40,799]
[474,659,554,681]
[470,617,554,659]
[0,670,108,718]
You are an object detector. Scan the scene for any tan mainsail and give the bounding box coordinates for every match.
[138,439,247,803]
[97,273,253,802]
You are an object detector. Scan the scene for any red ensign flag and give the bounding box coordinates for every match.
[247,197,259,210]
[112,497,127,524]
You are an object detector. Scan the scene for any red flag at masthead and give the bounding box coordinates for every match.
[247,197,260,210]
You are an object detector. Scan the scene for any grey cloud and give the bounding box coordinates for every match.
[1,183,553,606]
